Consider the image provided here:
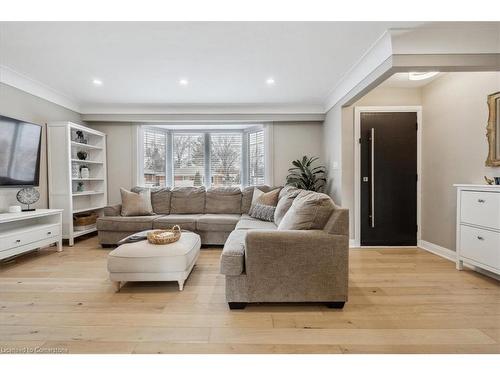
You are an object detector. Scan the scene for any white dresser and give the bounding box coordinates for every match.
[0,209,63,261]
[455,184,500,276]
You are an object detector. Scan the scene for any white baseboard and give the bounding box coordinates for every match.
[418,240,500,281]
[349,239,356,248]
[417,240,456,262]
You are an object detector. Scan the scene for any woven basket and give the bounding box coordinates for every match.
[73,212,98,226]
[147,225,181,245]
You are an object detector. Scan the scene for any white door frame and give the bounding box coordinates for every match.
[353,106,422,248]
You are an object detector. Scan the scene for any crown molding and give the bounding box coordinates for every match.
[0,65,81,113]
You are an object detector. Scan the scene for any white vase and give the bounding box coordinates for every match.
[80,167,90,179]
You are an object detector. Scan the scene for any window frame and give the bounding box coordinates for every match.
[138,124,269,189]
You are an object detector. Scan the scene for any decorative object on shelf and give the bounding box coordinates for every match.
[147,225,182,245]
[495,177,500,185]
[76,182,85,192]
[484,176,495,185]
[75,130,87,144]
[16,187,40,211]
[76,151,88,160]
[80,165,90,179]
[286,155,327,192]
[72,163,80,178]
[73,212,98,231]
[8,205,21,213]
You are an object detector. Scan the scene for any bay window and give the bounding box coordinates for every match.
[140,125,267,188]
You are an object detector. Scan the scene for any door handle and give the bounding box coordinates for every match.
[477,199,485,203]
[371,127,375,228]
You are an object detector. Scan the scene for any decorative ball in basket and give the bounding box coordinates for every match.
[147,225,182,245]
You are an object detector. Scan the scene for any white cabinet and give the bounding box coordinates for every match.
[0,209,63,261]
[455,184,500,276]
[47,122,107,246]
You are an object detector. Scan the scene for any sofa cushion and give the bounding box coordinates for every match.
[170,187,206,214]
[241,185,281,214]
[152,214,203,232]
[120,188,154,216]
[220,230,247,276]
[236,215,278,230]
[197,214,241,232]
[278,191,335,230]
[205,187,242,214]
[97,215,160,232]
[132,186,171,214]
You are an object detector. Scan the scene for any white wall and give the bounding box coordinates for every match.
[421,72,500,251]
[89,122,324,204]
[0,83,82,211]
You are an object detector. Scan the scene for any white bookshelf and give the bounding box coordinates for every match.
[47,122,107,246]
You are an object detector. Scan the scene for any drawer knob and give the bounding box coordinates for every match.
[477,199,485,203]
[477,236,484,241]
[15,239,21,243]
[47,231,52,235]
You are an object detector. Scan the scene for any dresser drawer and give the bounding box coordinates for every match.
[461,191,500,230]
[459,225,500,270]
[0,224,60,252]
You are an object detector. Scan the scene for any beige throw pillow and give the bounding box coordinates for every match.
[278,191,335,230]
[273,188,302,226]
[120,188,154,216]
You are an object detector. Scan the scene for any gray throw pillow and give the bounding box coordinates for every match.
[120,188,154,216]
[249,203,276,222]
[274,188,302,226]
[278,191,335,230]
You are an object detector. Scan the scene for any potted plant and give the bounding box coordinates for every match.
[286,156,326,192]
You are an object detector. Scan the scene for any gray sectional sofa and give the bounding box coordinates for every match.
[97,185,349,309]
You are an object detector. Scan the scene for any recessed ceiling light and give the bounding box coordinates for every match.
[408,72,439,81]
[92,79,103,86]
[179,79,189,86]
[266,77,276,85]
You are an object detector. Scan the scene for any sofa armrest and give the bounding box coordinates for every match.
[103,204,122,217]
[244,229,349,299]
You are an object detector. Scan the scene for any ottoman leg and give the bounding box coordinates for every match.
[113,281,121,292]
[178,280,184,291]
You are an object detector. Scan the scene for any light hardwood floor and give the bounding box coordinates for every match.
[0,235,499,354]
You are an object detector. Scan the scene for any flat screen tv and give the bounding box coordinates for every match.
[0,115,42,187]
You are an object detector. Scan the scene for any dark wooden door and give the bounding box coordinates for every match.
[360,112,417,246]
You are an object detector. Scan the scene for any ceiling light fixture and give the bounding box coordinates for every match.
[92,78,103,86]
[179,78,189,86]
[266,77,275,85]
[408,72,439,81]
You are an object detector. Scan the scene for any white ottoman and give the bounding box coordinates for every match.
[107,232,201,291]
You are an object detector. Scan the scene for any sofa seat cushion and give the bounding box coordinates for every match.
[97,215,161,232]
[197,214,241,232]
[107,232,201,274]
[153,214,202,232]
[220,230,247,276]
[236,215,278,230]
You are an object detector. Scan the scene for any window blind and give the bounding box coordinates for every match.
[248,130,265,186]
[172,133,205,187]
[143,127,167,187]
[210,133,243,187]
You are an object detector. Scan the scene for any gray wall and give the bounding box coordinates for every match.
[421,72,500,250]
[90,122,324,205]
[0,83,82,210]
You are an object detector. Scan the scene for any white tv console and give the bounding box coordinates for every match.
[0,209,63,261]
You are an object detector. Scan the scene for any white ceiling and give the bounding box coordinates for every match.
[0,22,421,113]
[380,72,444,88]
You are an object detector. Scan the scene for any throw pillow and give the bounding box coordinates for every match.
[278,191,335,230]
[251,187,280,208]
[249,203,276,222]
[273,188,302,226]
[120,188,154,216]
